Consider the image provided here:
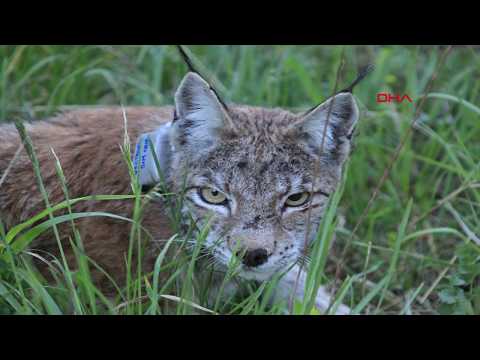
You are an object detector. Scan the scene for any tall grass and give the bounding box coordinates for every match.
[0,45,479,314]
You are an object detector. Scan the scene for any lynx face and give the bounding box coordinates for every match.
[162,73,359,281]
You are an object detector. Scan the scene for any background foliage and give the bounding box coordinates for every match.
[0,45,479,314]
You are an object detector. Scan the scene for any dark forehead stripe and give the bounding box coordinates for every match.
[237,161,247,169]
[259,159,275,175]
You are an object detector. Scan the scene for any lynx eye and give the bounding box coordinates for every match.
[285,192,311,207]
[199,187,228,205]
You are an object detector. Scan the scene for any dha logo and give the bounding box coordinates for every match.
[376,93,413,103]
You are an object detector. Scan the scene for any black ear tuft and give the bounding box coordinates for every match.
[176,45,230,112]
[339,64,375,94]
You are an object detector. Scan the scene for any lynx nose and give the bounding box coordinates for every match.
[240,248,269,268]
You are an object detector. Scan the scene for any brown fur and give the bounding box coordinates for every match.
[0,107,175,290]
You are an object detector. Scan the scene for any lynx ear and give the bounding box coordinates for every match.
[294,92,359,164]
[172,72,233,149]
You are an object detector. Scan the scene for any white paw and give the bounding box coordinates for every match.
[330,303,351,315]
[315,287,351,315]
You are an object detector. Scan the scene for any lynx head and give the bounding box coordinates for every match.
[165,72,359,281]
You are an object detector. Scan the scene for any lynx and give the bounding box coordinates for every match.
[0,72,359,314]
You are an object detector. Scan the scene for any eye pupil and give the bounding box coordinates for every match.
[289,194,302,201]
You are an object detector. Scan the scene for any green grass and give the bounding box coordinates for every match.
[0,45,479,315]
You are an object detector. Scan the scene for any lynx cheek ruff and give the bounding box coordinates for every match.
[133,122,172,187]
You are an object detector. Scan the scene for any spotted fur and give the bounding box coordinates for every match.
[0,72,359,313]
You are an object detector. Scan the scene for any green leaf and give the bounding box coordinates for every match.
[10,212,133,254]
[438,289,457,305]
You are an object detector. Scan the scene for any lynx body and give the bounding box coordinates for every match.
[0,73,359,314]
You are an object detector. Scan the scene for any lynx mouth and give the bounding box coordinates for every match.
[238,267,277,281]
[236,262,292,282]
[207,254,280,281]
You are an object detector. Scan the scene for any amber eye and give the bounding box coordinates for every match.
[285,192,311,207]
[199,187,228,205]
